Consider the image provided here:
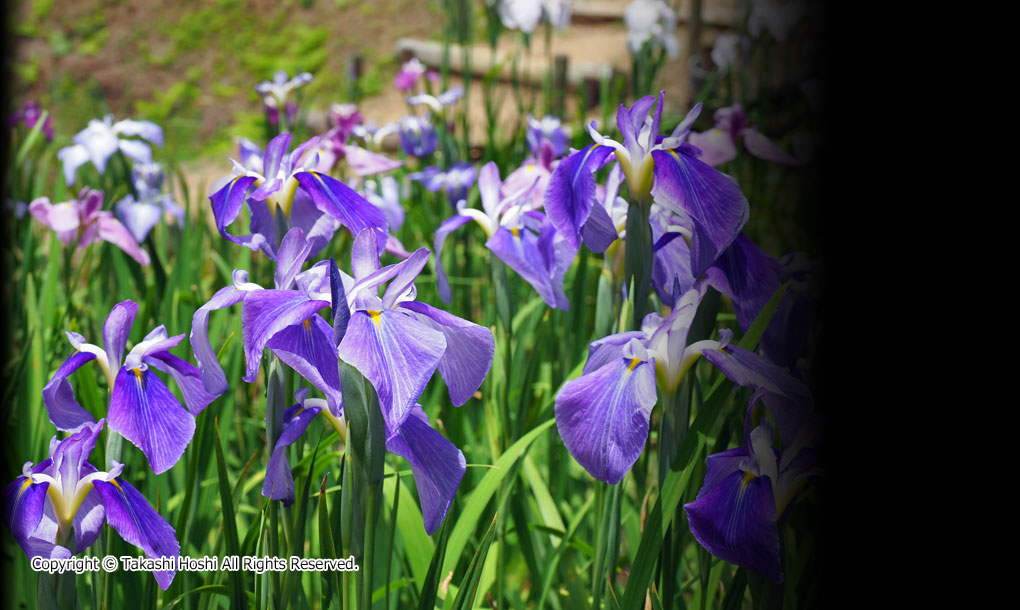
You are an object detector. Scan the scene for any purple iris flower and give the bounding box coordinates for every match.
[393,58,427,92]
[555,282,812,484]
[210,132,389,262]
[9,100,54,141]
[684,398,821,582]
[4,419,180,589]
[192,228,494,534]
[526,115,568,159]
[43,300,218,474]
[330,103,364,141]
[57,115,164,186]
[398,116,438,158]
[502,139,560,211]
[687,104,802,167]
[545,91,749,277]
[435,162,578,310]
[410,163,477,207]
[255,70,312,126]
[115,162,186,242]
[29,188,151,266]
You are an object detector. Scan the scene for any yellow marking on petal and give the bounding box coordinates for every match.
[295,408,305,417]
[668,149,682,162]
[19,478,32,496]
[740,470,757,490]
[111,479,126,495]
[511,227,520,238]
[627,357,641,371]
[526,163,535,171]
[303,319,311,331]
[133,368,144,388]
[367,310,382,326]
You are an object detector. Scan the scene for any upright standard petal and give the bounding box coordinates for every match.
[103,300,138,370]
[108,367,196,474]
[433,213,473,303]
[262,404,324,506]
[554,348,658,484]
[544,144,615,248]
[650,146,748,276]
[397,301,494,406]
[93,478,180,590]
[385,405,465,535]
[265,315,344,412]
[42,351,99,433]
[337,309,446,429]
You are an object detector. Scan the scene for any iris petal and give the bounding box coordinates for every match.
[554,354,657,484]
[94,478,180,590]
[385,405,465,535]
[42,351,99,433]
[108,367,195,474]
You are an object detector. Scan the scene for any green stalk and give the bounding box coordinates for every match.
[623,198,653,328]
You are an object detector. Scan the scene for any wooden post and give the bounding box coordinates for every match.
[347,52,364,103]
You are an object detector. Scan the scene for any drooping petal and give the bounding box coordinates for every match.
[700,345,812,443]
[544,144,615,248]
[650,146,748,276]
[337,309,446,429]
[343,144,403,176]
[42,351,99,432]
[115,196,163,243]
[385,405,465,535]
[29,197,80,237]
[706,234,781,333]
[4,475,51,558]
[433,213,473,303]
[486,225,572,310]
[209,175,261,250]
[265,315,344,413]
[93,477,180,590]
[262,404,323,506]
[116,139,154,165]
[96,213,151,265]
[113,119,164,146]
[687,129,738,167]
[57,144,91,186]
[240,289,329,382]
[190,283,252,395]
[294,171,388,255]
[144,351,219,415]
[684,470,783,583]
[554,349,658,484]
[397,301,494,406]
[289,191,340,259]
[108,367,196,474]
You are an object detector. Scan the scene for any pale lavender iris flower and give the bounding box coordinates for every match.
[687,104,802,167]
[115,162,186,243]
[410,163,476,208]
[57,115,163,186]
[435,162,577,310]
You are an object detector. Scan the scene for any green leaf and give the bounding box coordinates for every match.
[415,511,451,610]
[450,513,498,610]
[442,418,555,578]
[213,417,246,609]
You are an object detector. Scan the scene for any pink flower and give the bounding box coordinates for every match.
[29,188,151,265]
